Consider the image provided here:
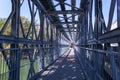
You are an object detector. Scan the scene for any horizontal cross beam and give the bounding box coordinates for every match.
[47,10,82,15]
[61,31,79,32]
[60,27,78,29]
[98,27,120,43]
[53,21,80,25]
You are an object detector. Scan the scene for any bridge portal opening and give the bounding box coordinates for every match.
[70,42,75,48]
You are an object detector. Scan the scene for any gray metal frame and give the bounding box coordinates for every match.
[0,0,120,80]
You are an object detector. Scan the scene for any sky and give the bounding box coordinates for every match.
[0,0,117,25]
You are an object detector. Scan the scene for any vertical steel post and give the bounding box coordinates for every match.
[50,24,54,62]
[9,0,20,80]
[40,12,45,69]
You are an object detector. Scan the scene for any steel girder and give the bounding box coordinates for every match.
[76,0,120,80]
[0,0,67,80]
[48,10,82,15]
[1,0,120,80]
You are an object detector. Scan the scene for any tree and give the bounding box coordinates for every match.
[0,16,31,48]
[20,16,31,38]
[0,18,6,30]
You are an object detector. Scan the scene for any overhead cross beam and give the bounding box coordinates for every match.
[61,30,79,32]
[57,0,73,38]
[61,27,78,29]
[59,27,78,31]
[47,10,82,15]
[53,21,80,25]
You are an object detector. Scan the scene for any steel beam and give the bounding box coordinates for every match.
[31,0,53,21]
[107,0,116,31]
[53,21,80,25]
[60,27,78,29]
[58,1,72,39]
[99,27,120,40]
[98,28,120,43]
[117,0,120,27]
[10,0,20,80]
[47,10,82,15]
[32,0,70,41]
[61,31,79,32]
[0,35,41,44]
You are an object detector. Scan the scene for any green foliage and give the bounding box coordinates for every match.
[0,16,40,39]
[0,19,6,30]
[20,16,31,38]
[0,59,9,80]
[0,17,31,37]
[0,18,11,35]
[0,17,31,48]
[3,21,11,36]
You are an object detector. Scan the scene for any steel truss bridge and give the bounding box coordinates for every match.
[0,0,120,80]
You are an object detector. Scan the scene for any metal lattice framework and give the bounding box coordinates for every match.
[0,0,120,80]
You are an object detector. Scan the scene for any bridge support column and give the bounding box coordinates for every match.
[9,0,20,80]
[40,12,45,69]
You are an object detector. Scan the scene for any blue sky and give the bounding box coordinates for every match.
[0,0,117,25]
[0,0,11,18]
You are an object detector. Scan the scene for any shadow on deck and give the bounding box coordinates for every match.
[38,48,86,80]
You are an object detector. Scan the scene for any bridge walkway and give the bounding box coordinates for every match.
[39,48,86,80]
